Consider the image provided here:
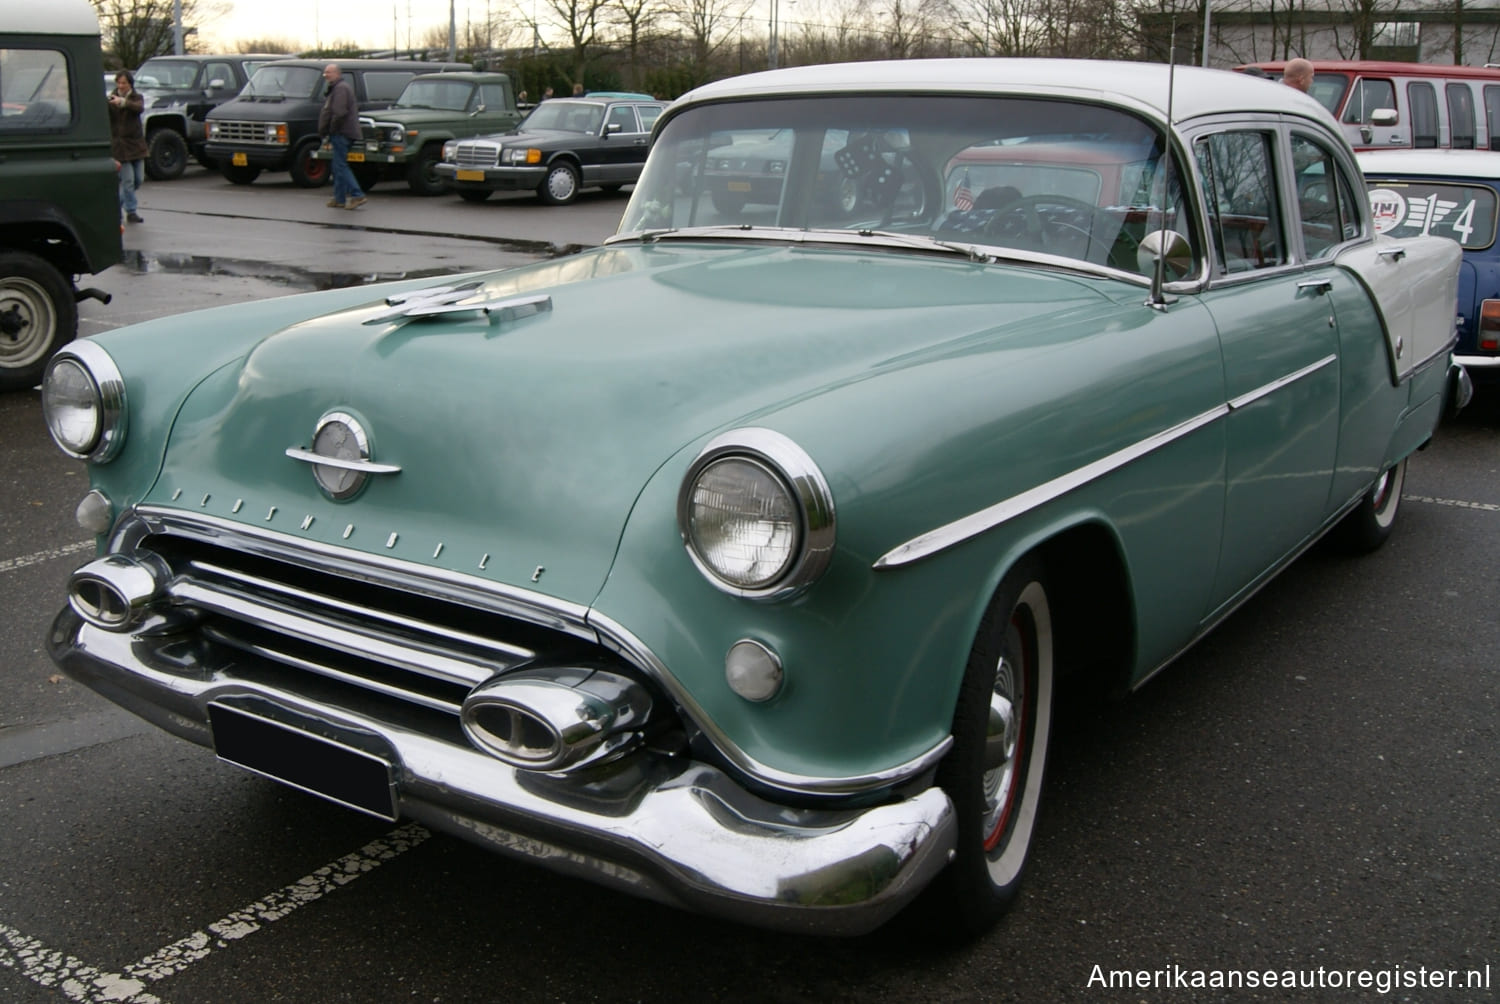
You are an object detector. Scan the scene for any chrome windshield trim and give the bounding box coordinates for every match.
[1226,354,1336,410]
[609,226,1143,282]
[120,507,595,640]
[587,608,953,797]
[874,403,1231,569]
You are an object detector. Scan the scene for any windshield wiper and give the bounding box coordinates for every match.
[616,225,996,262]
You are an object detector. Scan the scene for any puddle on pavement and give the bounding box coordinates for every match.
[118,250,479,292]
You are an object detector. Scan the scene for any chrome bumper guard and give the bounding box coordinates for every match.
[49,606,956,935]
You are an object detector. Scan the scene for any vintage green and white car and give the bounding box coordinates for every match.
[43,59,1467,936]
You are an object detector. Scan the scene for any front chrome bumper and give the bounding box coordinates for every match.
[49,606,956,935]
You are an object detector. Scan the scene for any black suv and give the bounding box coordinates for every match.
[1,0,120,390]
[132,53,280,180]
[204,58,468,187]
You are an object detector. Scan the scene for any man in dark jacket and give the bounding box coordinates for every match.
[108,70,148,223]
[317,64,366,210]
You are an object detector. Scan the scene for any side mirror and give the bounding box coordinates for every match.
[207,78,226,90]
[1138,229,1193,280]
[605,122,621,135]
[1372,108,1398,127]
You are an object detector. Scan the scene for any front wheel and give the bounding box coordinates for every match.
[290,139,330,188]
[145,129,188,181]
[1334,457,1406,553]
[0,251,77,392]
[538,161,580,205]
[925,556,1054,935]
[406,145,445,195]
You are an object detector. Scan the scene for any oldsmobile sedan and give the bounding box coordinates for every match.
[435,96,666,205]
[1358,148,1500,384]
[44,59,1465,937]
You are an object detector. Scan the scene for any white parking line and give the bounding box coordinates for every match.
[0,822,430,1001]
[0,541,92,575]
[1406,493,1500,513]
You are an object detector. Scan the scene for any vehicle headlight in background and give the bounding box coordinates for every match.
[677,428,835,600]
[504,147,542,164]
[42,340,127,462]
[442,140,457,159]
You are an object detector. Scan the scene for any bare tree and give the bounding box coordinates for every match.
[542,0,615,87]
[92,0,227,66]
[609,0,664,90]
[661,0,754,84]
[232,37,299,54]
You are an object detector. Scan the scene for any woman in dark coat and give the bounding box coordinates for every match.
[109,70,148,223]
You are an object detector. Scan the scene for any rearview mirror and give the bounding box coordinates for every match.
[1138,229,1193,280]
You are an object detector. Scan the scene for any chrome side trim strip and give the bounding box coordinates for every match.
[874,403,1231,569]
[283,448,402,474]
[1456,354,1500,368]
[1226,354,1336,411]
[587,608,954,796]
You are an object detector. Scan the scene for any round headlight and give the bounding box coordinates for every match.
[678,429,836,600]
[41,341,126,462]
[43,357,102,455]
[686,457,800,589]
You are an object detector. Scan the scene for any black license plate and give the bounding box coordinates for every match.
[209,704,397,820]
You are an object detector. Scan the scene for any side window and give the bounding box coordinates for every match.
[478,83,507,110]
[637,104,662,131]
[1290,134,1364,259]
[606,104,639,133]
[0,47,72,132]
[1342,78,1397,124]
[1408,82,1439,148]
[362,72,414,103]
[1486,85,1500,150]
[1195,131,1286,275]
[1447,83,1477,149]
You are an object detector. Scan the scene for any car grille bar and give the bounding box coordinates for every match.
[451,142,500,168]
[122,513,613,725]
[209,120,280,144]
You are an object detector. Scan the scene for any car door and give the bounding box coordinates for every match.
[475,80,521,134]
[598,103,648,182]
[1191,125,1342,617]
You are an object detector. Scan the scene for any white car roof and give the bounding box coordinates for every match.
[674,58,1335,130]
[1357,148,1500,181]
[1,0,101,35]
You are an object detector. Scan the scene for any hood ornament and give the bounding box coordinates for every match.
[285,411,400,501]
[363,281,552,329]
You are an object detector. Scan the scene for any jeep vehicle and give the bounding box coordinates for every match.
[204,58,468,187]
[0,0,119,391]
[312,71,521,194]
[132,53,280,180]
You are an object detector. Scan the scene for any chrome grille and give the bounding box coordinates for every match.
[451,142,501,168]
[210,120,284,144]
[133,521,609,724]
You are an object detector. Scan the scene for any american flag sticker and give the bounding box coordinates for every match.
[954,169,974,211]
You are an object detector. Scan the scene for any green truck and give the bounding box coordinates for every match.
[314,71,522,195]
[0,0,120,391]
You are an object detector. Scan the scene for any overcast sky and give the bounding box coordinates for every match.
[202,0,501,52]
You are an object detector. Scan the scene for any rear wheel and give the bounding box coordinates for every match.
[925,556,1054,935]
[538,161,580,205]
[145,129,188,181]
[290,139,330,188]
[0,251,76,392]
[1334,458,1406,552]
[220,163,260,185]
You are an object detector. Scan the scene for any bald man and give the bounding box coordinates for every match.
[1283,58,1314,93]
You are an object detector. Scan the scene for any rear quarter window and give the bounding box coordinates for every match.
[362,72,415,102]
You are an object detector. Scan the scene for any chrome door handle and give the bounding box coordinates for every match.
[1297,279,1333,296]
[1377,246,1407,260]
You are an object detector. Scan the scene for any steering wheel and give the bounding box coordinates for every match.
[984,194,1101,252]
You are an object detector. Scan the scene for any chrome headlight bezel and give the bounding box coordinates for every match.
[42,340,127,463]
[676,428,835,601]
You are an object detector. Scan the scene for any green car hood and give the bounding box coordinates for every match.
[150,242,1121,606]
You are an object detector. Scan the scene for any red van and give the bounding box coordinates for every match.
[1239,60,1500,151]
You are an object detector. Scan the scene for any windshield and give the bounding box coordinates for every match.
[135,59,198,90]
[521,100,603,134]
[622,95,1190,277]
[395,78,475,111]
[241,65,322,98]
